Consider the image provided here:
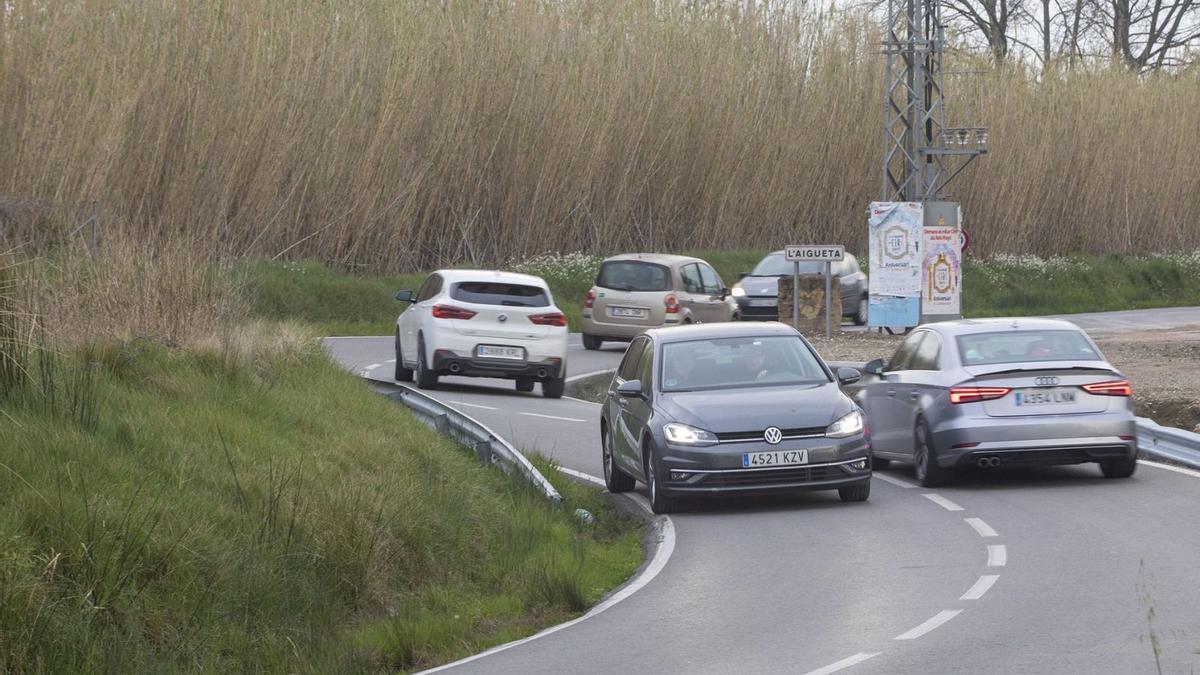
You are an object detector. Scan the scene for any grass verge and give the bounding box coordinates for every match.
[0,335,642,672]
[247,252,1200,335]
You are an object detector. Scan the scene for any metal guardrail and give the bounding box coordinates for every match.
[1135,417,1200,470]
[383,385,563,506]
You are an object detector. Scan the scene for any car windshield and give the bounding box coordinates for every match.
[451,282,550,307]
[596,261,671,292]
[750,253,824,276]
[956,329,1103,366]
[660,336,830,392]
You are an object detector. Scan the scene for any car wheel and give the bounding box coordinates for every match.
[415,339,438,390]
[515,378,535,393]
[838,483,871,502]
[1100,457,1137,478]
[602,425,635,493]
[394,332,414,382]
[913,418,951,487]
[542,375,565,399]
[645,444,674,514]
[854,295,868,326]
[872,456,891,470]
[582,333,602,351]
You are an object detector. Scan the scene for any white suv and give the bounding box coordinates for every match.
[394,270,570,398]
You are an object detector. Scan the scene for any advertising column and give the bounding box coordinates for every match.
[867,202,923,328]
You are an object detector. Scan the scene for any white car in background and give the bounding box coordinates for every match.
[394,270,570,398]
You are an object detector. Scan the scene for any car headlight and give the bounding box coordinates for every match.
[663,422,718,446]
[826,410,864,438]
[731,286,746,297]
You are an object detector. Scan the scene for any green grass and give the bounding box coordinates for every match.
[0,339,642,672]
[247,252,1200,335]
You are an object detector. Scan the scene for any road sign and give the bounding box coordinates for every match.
[785,245,844,262]
[959,229,970,252]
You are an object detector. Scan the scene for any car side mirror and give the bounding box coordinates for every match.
[718,287,732,299]
[617,379,644,398]
[863,358,885,376]
[737,272,749,280]
[837,367,861,386]
[395,289,414,303]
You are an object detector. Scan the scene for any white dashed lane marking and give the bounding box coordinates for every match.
[446,401,500,411]
[959,575,1000,601]
[893,610,963,640]
[873,473,918,489]
[922,493,964,511]
[987,545,1007,567]
[965,517,999,538]
[521,412,588,423]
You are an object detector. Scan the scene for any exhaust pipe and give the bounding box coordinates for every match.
[536,368,548,378]
[448,362,461,373]
[976,456,1001,468]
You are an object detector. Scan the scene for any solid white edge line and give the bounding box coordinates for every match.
[1139,459,1200,479]
[521,412,588,423]
[872,472,918,489]
[965,517,999,538]
[959,575,1000,601]
[364,363,381,370]
[804,652,882,675]
[922,493,964,512]
[893,610,963,641]
[445,401,500,411]
[419,469,676,674]
[987,544,1007,567]
[321,335,390,340]
[385,358,396,364]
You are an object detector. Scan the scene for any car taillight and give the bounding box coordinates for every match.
[431,304,477,320]
[664,294,680,314]
[529,312,567,327]
[949,386,1011,404]
[584,289,595,309]
[1082,380,1132,396]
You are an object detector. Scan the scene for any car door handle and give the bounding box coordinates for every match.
[886,389,896,397]
[909,391,920,400]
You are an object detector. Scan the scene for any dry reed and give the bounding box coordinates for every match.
[0,1,1196,272]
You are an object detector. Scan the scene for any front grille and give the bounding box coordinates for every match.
[716,426,826,443]
[700,464,845,487]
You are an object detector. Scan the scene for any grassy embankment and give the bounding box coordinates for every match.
[251,252,1200,337]
[0,253,643,672]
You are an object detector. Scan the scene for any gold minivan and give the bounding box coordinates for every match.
[581,253,738,350]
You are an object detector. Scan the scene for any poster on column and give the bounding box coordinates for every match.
[868,202,922,327]
[922,227,961,314]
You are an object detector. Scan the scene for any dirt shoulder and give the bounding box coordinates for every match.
[806,327,1200,433]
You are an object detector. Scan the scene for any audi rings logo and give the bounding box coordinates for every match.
[1034,376,1060,386]
[764,427,783,445]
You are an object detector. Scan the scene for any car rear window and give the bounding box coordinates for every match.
[596,261,671,292]
[956,330,1102,366]
[450,282,550,307]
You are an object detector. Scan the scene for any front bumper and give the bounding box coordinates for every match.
[658,435,871,495]
[431,350,564,381]
[930,411,1138,468]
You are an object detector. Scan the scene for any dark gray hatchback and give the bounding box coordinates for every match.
[599,322,871,513]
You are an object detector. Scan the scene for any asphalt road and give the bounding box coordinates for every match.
[325,313,1200,674]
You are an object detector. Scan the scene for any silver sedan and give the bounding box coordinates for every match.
[856,318,1138,486]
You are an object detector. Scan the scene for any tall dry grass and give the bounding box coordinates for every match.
[0,1,1197,272]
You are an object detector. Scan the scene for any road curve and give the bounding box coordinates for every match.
[325,317,1200,674]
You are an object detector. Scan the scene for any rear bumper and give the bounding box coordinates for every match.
[930,412,1137,468]
[431,351,564,381]
[581,313,681,339]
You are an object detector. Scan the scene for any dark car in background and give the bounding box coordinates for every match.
[599,322,871,514]
[855,318,1139,487]
[732,250,869,325]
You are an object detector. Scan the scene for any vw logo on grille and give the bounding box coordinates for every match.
[1034,376,1060,386]
[764,427,783,445]
[497,313,508,323]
